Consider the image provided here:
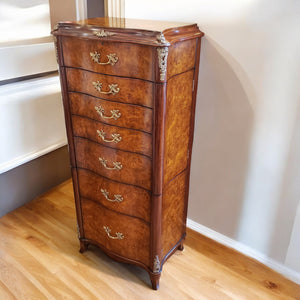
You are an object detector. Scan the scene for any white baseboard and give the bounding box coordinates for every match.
[0,141,67,174]
[186,218,300,284]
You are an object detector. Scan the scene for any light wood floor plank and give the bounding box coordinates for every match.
[0,179,299,299]
[0,278,17,300]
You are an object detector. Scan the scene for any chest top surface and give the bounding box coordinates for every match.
[78,17,191,31]
[52,17,204,46]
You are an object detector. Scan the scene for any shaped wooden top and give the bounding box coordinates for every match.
[52,17,204,46]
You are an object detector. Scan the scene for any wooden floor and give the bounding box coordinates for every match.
[0,180,299,300]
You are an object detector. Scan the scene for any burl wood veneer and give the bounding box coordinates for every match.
[52,17,204,290]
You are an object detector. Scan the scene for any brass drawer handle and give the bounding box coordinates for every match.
[92,81,120,95]
[95,105,121,120]
[90,51,118,66]
[99,157,123,171]
[100,188,123,203]
[97,129,122,144]
[103,226,124,240]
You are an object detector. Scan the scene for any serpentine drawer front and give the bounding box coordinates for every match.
[69,93,153,133]
[74,137,152,190]
[77,169,151,222]
[52,17,204,290]
[61,36,154,81]
[81,198,150,266]
[66,68,154,107]
[71,115,152,156]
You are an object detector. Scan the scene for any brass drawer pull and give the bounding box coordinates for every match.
[97,129,122,144]
[90,51,118,66]
[93,81,120,95]
[95,105,121,120]
[103,226,124,240]
[100,188,123,203]
[99,157,123,171]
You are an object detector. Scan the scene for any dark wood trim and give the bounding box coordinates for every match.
[152,83,167,196]
[150,80,167,274]
[55,35,85,239]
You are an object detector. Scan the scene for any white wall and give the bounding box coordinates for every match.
[0,0,78,175]
[125,0,300,281]
[48,0,77,27]
[0,0,57,81]
[0,76,67,174]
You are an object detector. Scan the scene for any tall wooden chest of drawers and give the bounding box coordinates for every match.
[52,17,204,290]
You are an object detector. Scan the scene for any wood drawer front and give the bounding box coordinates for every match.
[69,93,152,133]
[66,68,153,108]
[81,198,150,266]
[75,137,151,190]
[62,36,154,81]
[77,169,150,222]
[72,115,152,157]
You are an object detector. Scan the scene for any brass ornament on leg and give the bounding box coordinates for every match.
[153,255,160,273]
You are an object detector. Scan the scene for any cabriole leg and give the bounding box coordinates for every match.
[178,242,184,251]
[150,272,161,290]
[79,240,89,253]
